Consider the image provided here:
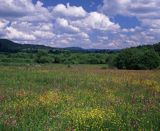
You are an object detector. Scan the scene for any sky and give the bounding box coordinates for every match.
[0,0,160,49]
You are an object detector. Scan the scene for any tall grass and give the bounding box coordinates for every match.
[0,65,160,130]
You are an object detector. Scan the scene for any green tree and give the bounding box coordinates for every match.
[140,49,160,69]
[35,50,51,63]
[115,48,160,70]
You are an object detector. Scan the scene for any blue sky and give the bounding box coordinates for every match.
[34,0,141,29]
[0,0,160,49]
[33,0,102,12]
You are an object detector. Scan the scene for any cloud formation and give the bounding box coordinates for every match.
[99,0,160,48]
[0,0,35,17]
[53,3,87,18]
[0,0,159,49]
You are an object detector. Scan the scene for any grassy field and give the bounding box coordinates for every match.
[0,64,160,130]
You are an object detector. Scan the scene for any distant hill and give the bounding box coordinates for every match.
[0,39,53,53]
[0,38,159,54]
[0,39,116,53]
[125,42,160,55]
[0,39,21,52]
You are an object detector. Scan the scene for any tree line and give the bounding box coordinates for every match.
[0,39,160,70]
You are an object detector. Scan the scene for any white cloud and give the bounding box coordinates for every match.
[19,1,51,22]
[0,0,35,17]
[0,1,121,48]
[86,12,119,30]
[33,30,55,39]
[56,18,80,33]
[100,0,160,16]
[5,27,36,41]
[72,12,120,31]
[53,3,87,18]
[0,0,159,49]
[100,0,160,24]
[0,19,9,29]
[78,32,89,39]
[98,0,160,48]
[40,24,53,31]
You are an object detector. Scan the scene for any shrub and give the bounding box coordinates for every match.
[115,49,160,70]
[140,49,160,69]
[35,50,51,63]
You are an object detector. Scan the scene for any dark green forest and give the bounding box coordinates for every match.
[0,39,160,69]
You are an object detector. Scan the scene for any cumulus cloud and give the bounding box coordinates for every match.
[53,3,87,18]
[0,0,159,49]
[5,27,36,41]
[0,0,121,48]
[0,0,35,17]
[72,12,119,31]
[98,0,160,48]
[56,18,80,33]
[100,0,160,17]
[33,30,55,40]
[100,0,160,27]
[0,19,9,29]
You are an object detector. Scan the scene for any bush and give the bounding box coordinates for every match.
[35,50,51,63]
[141,49,160,69]
[115,49,160,70]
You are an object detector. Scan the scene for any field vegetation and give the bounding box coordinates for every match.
[0,65,160,130]
[0,39,160,70]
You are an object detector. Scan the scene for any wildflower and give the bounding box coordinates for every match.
[16,89,27,97]
[37,90,60,106]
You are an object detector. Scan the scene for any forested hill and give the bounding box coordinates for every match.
[115,42,160,70]
[0,39,115,53]
[0,39,53,52]
[0,39,160,69]
[0,38,160,54]
[128,42,160,55]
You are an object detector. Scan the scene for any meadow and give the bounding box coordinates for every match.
[0,64,160,130]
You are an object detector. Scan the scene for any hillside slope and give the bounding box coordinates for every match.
[0,38,160,54]
[0,39,53,52]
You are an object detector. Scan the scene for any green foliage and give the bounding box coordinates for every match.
[141,49,160,69]
[35,50,51,64]
[115,48,160,69]
[106,54,117,68]
[0,38,160,70]
[0,65,159,130]
[153,42,160,55]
